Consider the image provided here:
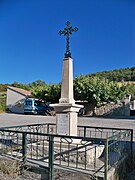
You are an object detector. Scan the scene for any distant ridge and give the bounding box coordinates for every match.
[88,67,135,82]
[0,67,135,90]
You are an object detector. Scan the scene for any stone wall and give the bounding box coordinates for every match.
[80,101,130,117]
[95,102,130,116]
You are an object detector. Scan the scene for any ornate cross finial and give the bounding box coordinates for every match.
[58,21,78,58]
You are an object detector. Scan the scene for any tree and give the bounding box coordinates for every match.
[74,75,128,106]
[126,83,135,99]
[29,80,47,87]
[0,84,7,92]
[31,84,61,103]
[11,81,30,91]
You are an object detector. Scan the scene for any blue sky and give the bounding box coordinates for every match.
[0,0,134,84]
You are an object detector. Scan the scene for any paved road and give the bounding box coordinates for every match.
[0,113,56,128]
[79,116,135,139]
[0,113,135,139]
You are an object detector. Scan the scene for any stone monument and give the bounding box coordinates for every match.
[50,21,83,136]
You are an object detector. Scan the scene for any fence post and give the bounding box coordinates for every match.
[104,139,108,180]
[22,132,27,163]
[84,127,86,137]
[49,135,54,180]
[47,124,49,134]
[130,129,133,169]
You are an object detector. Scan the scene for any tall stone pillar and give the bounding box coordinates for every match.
[50,56,83,136]
[59,57,75,104]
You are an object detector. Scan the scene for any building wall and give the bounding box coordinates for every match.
[6,88,26,113]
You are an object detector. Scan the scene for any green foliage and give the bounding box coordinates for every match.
[74,75,128,105]
[31,85,46,99]
[11,80,47,91]
[0,92,6,113]
[0,104,6,113]
[11,81,31,91]
[0,67,135,106]
[126,83,135,99]
[31,83,61,103]
[44,84,61,103]
[89,67,135,82]
[0,84,8,92]
[29,80,47,88]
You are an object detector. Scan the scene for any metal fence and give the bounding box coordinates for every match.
[0,124,133,180]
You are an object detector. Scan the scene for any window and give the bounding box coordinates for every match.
[25,100,32,105]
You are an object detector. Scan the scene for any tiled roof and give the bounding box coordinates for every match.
[7,86,31,96]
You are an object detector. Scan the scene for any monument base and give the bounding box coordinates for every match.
[50,103,83,136]
[56,112,77,136]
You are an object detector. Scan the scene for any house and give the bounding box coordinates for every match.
[7,86,31,114]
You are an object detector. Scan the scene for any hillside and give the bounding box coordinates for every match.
[88,67,135,82]
[0,67,135,92]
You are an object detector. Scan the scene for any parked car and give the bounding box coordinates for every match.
[78,107,85,116]
[24,98,51,115]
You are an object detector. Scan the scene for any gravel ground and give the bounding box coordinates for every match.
[0,170,93,180]
[0,171,41,180]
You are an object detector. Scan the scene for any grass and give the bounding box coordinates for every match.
[0,92,6,113]
[0,158,22,178]
[0,104,6,113]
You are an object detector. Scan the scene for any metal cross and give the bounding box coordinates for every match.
[58,21,78,58]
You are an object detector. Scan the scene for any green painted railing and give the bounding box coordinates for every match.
[0,124,133,180]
